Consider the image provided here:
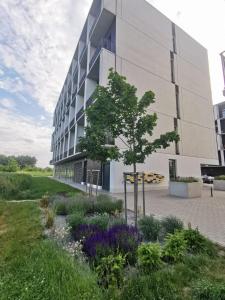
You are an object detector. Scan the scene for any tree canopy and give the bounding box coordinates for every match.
[80,69,179,169]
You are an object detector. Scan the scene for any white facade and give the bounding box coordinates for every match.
[51,0,218,192]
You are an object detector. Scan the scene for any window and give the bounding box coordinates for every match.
[172,23,177,54]
[169,159,177,180]
[170,51,175,83]
[175,84,180,119]
[174,118,180,155]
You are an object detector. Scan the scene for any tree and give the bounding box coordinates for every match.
[80,69,179,225]
[5,159,19,172]
[15,155,37,169]
[0,155,9,166]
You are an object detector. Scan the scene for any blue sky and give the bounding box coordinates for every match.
[0,0,225,167]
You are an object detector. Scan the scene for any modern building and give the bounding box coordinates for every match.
[214,101,225,166]
[51,0,218,192]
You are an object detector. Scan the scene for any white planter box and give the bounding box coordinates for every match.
[214,180,225,191]
[169,181,202,198]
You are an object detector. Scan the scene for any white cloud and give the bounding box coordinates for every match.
[0,98,15,109]
[0,0,92,113]
[0,108,52,167]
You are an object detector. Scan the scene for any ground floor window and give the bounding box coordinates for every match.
[169,159,177,180]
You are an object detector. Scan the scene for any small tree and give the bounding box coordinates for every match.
[80,70,179,225]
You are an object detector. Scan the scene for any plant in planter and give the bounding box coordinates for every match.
[169,177,201,198]
[214,175,225,191]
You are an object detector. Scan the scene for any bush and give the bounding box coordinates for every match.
[72,224,102,242]
[214,175,225,180]
[45,209,54,229]
[67,212,86,231]
[40,193,50,208]
[171,177,199,183]
[96,253,126,289]
[67,195,93,214]
[88,214,110,230]
[183,228,216,257]
[138,243,162,272]
[94,196,123,215]
[53,197,69,215]
[161,216,184,237]
[138,215,161,242]
[109,217,126,228]
[83,225,140,264]
[192,279,225,300]
[0,173,32,199]
[162,231,187,262]
[119,270,179,300]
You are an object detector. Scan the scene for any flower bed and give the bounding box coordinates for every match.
[169,177,202,198]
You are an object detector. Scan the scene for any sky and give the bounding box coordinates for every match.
[0,0,225,167]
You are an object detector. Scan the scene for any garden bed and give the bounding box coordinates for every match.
[41,193,225,299]
[169,177,202,198]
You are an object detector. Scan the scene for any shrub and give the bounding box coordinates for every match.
[119,270,179,300]
[138,215,161,242]
[161,215,184,237]
[88,214,110,230]
[96,253,126,289]
[0,173,32,199]
[137,243,162,272]
[162,231,187,262]
[214,175,225,180]
[72,224,102,242]
[45,209,54,229]
[171,177,199,183]
[67,212,86,231]
[40,193,50,208]
[109,217,126,228]
[192,279,225,300]
[67,195,93,214]
[183,228,216,257]
[83,225,140,264]
[53,197,69,215]
[94,197,123,215]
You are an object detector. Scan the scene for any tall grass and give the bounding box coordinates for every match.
[0,202,103,300]
[0,172,32,199]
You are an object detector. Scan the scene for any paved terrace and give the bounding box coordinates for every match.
[53,178,225,246]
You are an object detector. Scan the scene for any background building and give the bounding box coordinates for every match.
[51,0,218,192]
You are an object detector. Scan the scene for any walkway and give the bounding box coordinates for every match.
[52,178,225,246]
[113,185,225,246]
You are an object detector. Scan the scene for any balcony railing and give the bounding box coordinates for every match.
[79,72,86,87]
[89,45,101,69]
[69,147,74,156]
[79,45,86,61]
[70,117,75,128]
[86,97,94,108]
[65,126,68,133]
[63,151,67,158]
[76,106,84,121]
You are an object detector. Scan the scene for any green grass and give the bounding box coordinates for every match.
[0,201,103,300]
[28,177,79,199]
[18,169,53,177]
[0,174,80,200]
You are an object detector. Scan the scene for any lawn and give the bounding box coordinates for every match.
[0,173,80,200]
[28,176,80,199]
[0,201,103,300]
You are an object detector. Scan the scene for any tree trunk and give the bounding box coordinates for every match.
[133,163,138,227]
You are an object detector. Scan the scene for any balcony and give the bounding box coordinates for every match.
[79,71,86,87]
[86,97,94,108]
[70,117,75,128]
[69,147,74,156]
[76,106,84,121]
[65,126,68,133]
[63,151,67,159]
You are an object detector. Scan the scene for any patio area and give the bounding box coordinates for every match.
[113,185,225,246]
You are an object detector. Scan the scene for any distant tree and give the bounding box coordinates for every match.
[5,159,19,172]
[0,155,9,166]
[80,69,179,226]
[15,155,37,169]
